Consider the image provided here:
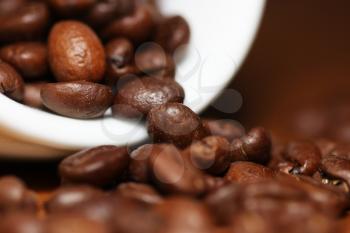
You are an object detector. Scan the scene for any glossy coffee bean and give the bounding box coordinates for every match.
[101,4,155,43]
[284,141,321,175]
[0,61,24,101]
[321,156,350,187]
[23,82,46,109]
[49,0,96,18]
[113,77,184,118]
[0,213,44,233]
[155,16,190,54]
[225,162,275,184]
[0,42,48,80]
[0,2,49,43]
[185,136,232,175]
[147,103,209,148]
[203,119,245,141]
[41,81,113,119]
[231,127,271,164]
[45,185,104,213]
[48,21,106,83]
[115,182,162,205]
[149,144,207,196]
[85,0,136,28]
[59,146,130,186]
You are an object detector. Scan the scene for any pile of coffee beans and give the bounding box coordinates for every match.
[0,0,189,119]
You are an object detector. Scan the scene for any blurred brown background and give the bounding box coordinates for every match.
[2,0,350,190]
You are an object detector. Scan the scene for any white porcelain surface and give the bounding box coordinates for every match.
[0,0,265,159]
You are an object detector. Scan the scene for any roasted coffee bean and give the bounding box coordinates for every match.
[231,127,271,164]
[59,146,129,186]
[0,0,26,16]
[204,176,227,192]
[49,0,96,18]
[135,43,175,78]
[112,77,184,118]
[101,4,155,43]
[225,162,276,184]
[23,82,46,109]
[149,144,207,196]
[147,103,209,148]
[284,141,321,175]
[0,176,38,213]
[45,185,104,213]
[48,21,106,83]
[155,16,190,54]
[115,182,162,205]
[315,138,338,157]
[185,136,232,175]
[0,2,49,43]
[154,197,214,233]
[46,214,110,233]
[0,212,44,233]
[41,81,113,119]
[0,42,48,81]
[203,119,245,141]
[321,156,350,187]
[0,61,24,101]
[85,0,136,28]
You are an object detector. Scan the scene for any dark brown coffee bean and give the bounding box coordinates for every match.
[85,0,136,28]
[45,185,104,213]
[48,20,106,83]
[100,4,155,43]
[41,81,113,119]
[284,141,321,175]
[321,156,350,187]
[147,103,209,148]
[225,162,275,184]
[46,214,110,233]
[0,42,48,81]
[113,77,184,118]
[149,144,207,196]
[0,176,38,213]
[23,82,46,109]
[49,0,96,18]
[155,16,190,54]
[0,61,24,101]
[203,119,245,141]
[115,182,162,205]
[231,127,271,164]
[59,146,129,186]
[154,197,214,233]
[0,2,49,43]
[185,136,232,175]
[0,213,44,233]
[0,0,27,16]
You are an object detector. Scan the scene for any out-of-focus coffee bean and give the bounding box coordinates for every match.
[185,136,232,175]
[0,61,24,101]
[85,0,136,28]
[154,15,190,54]
[147,103,209,148]
[41,81,113,119]
[149,144,207,196]
[101,4,155,43]
[48,20,106,83]
[0,0,27,16]
[0,42,48,81]
[204,176,227,192]
[284,141,321,176]
[0,176,38,213]
[0,212,44,233]
[203,119,245,141]
[45,185,104,213]
[59,146,129,186]
[115,182,163,205]
[321,156,350,187]
[225,162,275,184]
[0,2,49,43]
[49,0,96,18]
[315,138,338,157]
[23,82,46,109]
[112,77,184,118]
[154,197,215,233]
[231,127,271,164]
